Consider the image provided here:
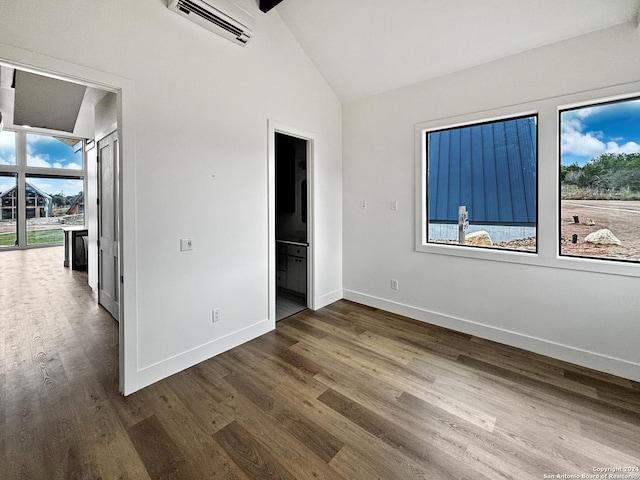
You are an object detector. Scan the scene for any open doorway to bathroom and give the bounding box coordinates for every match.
[275,132,309,321]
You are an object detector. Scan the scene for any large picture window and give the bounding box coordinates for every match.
[424,115,537,253]
[25,175,84,246]
[560,97,640,263]
[0,130,85,248]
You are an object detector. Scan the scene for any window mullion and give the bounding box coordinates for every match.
[15,131,27,247]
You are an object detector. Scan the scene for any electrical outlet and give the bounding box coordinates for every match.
[212,308,221,323]
[180,238,193,251]
[391,279,399,290]
[360,200,368,210]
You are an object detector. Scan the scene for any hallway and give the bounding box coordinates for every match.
[0,246,124,478]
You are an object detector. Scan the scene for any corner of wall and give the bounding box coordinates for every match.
[135,318,273,392]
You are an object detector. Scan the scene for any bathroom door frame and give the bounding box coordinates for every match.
[267,120,316,324]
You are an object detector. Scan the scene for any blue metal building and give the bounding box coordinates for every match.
[427,116,537,226]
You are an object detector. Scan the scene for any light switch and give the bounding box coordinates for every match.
[180,238,193,251]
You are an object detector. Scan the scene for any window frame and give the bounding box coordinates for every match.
[415,108,540,263]
[422,113,539,255]
[557,94,640,265]
[0,128,86,249]
[415,82,640,278]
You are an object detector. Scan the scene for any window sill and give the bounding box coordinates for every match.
[415,242,640,278]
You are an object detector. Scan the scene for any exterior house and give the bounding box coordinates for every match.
[0,182,53,220]
[65,192,84,215]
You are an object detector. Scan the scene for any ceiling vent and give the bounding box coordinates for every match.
[168,0,254,46]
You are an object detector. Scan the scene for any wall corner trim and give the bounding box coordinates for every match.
[134,318,273,393]
[315,289,344,310]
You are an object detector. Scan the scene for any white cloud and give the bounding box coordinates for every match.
[605,141,640,154]
[560,106,640,158]
[27,154,53,168]
[576,107,595,119]
[0,154,16,165]
[26,134,59,156]
[560,113,606,157]
[26,134,57,146]
[24,155,80,169]
[561,129,606,157]
[0,132,16,149]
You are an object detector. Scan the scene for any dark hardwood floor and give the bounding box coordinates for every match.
[2,247,639,479]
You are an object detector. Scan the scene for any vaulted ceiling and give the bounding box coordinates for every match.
[1,0,638,132]
[275,0,640,102]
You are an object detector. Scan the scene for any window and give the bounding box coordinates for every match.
[424,115,537,253]
[0,173,17,247]
[0,130,16,166]
[26,176,84,246]
[0,130,85,248]
[560,97,640,263]
[26,133,83,169]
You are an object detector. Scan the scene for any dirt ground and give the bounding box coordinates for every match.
[478,200,640,261]
[559,200,640,261]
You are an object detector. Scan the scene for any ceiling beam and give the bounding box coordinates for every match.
[259,0,284,13]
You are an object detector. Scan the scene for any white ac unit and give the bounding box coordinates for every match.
[168,0,254,46]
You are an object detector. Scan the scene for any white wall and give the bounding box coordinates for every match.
[0,0,342,392]
[95,92,117,142]
[343,22,640,381]
[85,92,118,293]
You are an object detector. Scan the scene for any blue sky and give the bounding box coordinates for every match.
[26,134,83,170]
[0,131,83,196]
[561,98,640,166]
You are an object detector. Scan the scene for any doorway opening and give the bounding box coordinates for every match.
[269,122,315,323]
[275,132,309,320]
[0,59,125,389]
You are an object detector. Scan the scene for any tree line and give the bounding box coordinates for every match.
[51,192,82,208]
[561,153,640,199]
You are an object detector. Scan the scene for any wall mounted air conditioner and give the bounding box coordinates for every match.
[168,0,254,46]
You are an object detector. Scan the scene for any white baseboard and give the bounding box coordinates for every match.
[343,289,640,383]
[315,288,343,310]
[135,318,274,392]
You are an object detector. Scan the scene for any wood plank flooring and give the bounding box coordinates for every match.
[2,247,640,479]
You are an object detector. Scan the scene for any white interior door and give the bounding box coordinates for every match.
[97,131,120,321]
